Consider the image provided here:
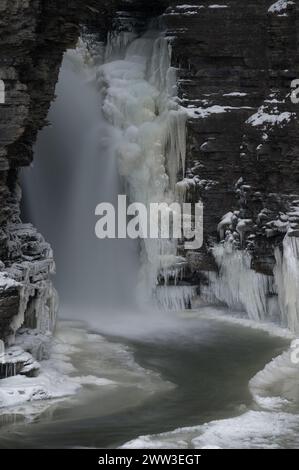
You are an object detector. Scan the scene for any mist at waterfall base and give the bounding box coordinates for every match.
[22,50,153,336]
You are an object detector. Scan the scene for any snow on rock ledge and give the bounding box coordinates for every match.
[0,346,40,379]
[246,106,294,129]
[268,1,295,15]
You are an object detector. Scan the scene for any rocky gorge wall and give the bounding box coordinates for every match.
[165,0,299,278]
[0,0,118,376]
[163,1,299,328]
[0,0,299,376]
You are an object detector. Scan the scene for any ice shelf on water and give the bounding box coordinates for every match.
[250,346,299,411]
[118,308,299,450]
[120,410,299,449]
[0,321,170,419]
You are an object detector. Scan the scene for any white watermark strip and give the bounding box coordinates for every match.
[291,79,299,104]
[0,79,5,104]
[95,195,203,250]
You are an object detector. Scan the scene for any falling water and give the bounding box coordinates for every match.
[23,26,194,323]
[22,41,140,320]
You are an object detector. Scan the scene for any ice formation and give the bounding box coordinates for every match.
[0,323,115,410]
[0,321,170,415]
[250,347,299,410]
[202,242,275,322]
[274,233,299,333]
[203,227,299,335]
[98,26,191,309]
[8,262,58,345]
[120,410,299,449]
[155,285,195,311]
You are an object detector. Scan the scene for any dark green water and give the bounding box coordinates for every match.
[0,315,289,449]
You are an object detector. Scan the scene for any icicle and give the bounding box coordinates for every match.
[35,282,59,334]
[105,31,137,62]
[99,26,188,308]
[204,242,274,322]
[155,285,195,311]
[163,109,187,190]
[274,232,299,333]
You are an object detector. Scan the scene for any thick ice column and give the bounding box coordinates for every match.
[98,27,189,309]
[204,242,274,322]
[274,233,299,333]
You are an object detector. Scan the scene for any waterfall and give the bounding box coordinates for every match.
[97,26,191,308]
[22,40,140,319]
[22,25,194,322]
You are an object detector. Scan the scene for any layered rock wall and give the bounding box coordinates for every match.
[163,1,299,279]
[0,0,117,373]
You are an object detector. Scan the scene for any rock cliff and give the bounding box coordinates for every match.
[0,0,117,375]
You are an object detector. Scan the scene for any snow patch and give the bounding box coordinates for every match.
[187,105,252,119]
[246,106,294,128]
[0,272,20,290]
[268,1,295,14]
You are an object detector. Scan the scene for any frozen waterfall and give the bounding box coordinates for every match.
[22,26,194,322]
[98,27,192,309]
[203,235,299,334]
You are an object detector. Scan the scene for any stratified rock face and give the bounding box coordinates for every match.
[163,1,299,277]
[0,0,118,373]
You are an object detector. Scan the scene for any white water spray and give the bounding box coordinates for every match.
[23,40,140,317]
